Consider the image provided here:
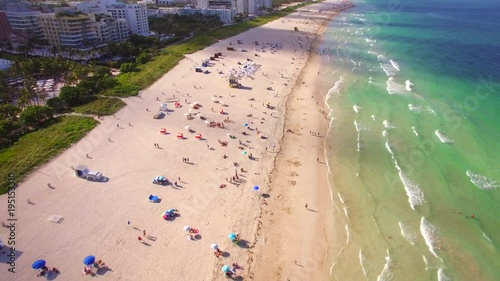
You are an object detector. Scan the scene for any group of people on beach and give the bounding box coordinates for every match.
[36,266,60,277]
[82,260,108,276]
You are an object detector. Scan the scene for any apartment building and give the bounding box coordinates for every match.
[0,11,11,42]
[197,0,271,16]
[3,5,42,43]
[158,6,232,23]
[74,0,149,36]
[95,13,129,42]
[38,12,98,48]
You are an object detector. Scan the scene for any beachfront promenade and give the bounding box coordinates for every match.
[0,1,347,280]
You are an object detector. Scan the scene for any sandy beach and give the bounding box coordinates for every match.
[0,1,348,280]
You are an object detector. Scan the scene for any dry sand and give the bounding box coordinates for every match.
[0,1,348,280]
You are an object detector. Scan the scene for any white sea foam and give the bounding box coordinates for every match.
[382,130,388,137]
[399,221,416,245]
[466,170,499,190]
[399,172,425,209]
[408,104,435,114]
[390,59,400,71]
[371,114,376,121]
[386,140,425,209]
[343,207,349,218]
[353,105,360,113]
[385,141,395,157]
[383,120,395,129]
[422,255,429,271]
[386,77,407,94]
[380,63,397,76]
[345,224,351,245]
[350,59,357,65]
[420,217,439,258]
[412,126,419,136]
[327,75,345,97]
[354,120,361,132]
[365,38,376,43]
[354,120,361,151]
[359,250,368,277]
[376,250,393,281]
[437,268,452,281]
[368,50,378,56]
[435,130,454,143]
[483,232,493,243]
[337,193,345,204]
[405,80,414,91]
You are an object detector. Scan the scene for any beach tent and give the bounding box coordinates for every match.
[160,103,168,111]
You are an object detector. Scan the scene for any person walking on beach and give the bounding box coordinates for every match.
[138,236,142,242]
[305,204,308,209]
[143,230,146,237]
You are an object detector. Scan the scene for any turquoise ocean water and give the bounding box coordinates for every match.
[321,0,500,280]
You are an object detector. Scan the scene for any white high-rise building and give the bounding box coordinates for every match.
[197,0,271,17]
[74,0,149,36]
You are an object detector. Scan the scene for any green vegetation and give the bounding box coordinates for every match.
[72,96,125,116]
[149,14,223,37]
[108,1,318,97]
[0,116,98,194]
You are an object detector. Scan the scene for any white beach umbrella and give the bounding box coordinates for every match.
[210,243,219,250]
[204,120,210,124]
[185,126,190,130]
[183,225,191,231]
[184,113,190,116]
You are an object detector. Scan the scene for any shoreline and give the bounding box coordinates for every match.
[250,2,352,280]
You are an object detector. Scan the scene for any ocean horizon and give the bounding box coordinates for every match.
[321,0,500,280]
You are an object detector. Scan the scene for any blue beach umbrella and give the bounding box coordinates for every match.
[243,123,248,127]
[253,186,259,191]
[83,255,95,266]
[32,260,46,270]
[228,233,237,240]
[222,265,231,273]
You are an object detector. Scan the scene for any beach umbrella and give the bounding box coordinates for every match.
[32,260,46,270]
[253,186,260,191]
[244,123,248,127]
[167,209,175,213]
[210,243,219,250]
[242,151,247,155]
[204,120,210,124]
[183,225,191,231]
[228,233,237,240]
[222,265,231,273]
[83,255,95,266]
[185,126,190,130]
[184,113,190,116]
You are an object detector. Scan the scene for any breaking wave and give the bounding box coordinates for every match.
[466,170,499,190]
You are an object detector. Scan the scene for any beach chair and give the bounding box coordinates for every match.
[148,195,159,203]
